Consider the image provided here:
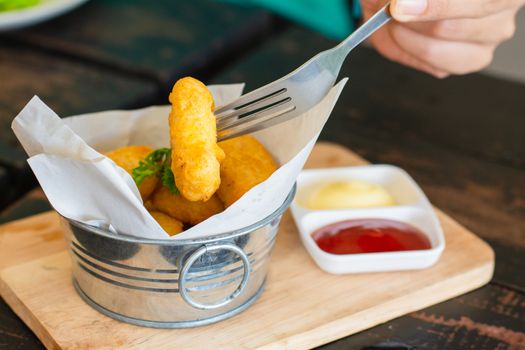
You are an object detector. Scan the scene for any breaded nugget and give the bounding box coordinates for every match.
[143,200,156,211]
[152,186,224,225]
[217,135,277,207]
[105,145,159,201]
[169,77,225,202]
[149,210,184,236]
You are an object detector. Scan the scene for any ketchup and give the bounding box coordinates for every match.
[312,218,431,254]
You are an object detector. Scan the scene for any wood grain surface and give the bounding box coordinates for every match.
[0,143,494,350]
[0,168,8,208]
[0,45,157,153]
[0,45,157,212]
[2,0,278,89]
[323,284,525,349]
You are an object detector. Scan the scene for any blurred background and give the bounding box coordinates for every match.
[0,0,524,232]
[0,1,524,349]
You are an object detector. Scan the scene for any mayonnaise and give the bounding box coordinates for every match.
[304,180,395,210]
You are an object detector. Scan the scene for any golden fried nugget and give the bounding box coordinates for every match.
[149,210,184,236]
[143,200,156,211]
[105,145,159,201]
[169,77,225,202]
[152,186,224,225]
[217,135,277,207]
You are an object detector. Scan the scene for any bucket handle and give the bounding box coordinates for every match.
[179,243,251,310]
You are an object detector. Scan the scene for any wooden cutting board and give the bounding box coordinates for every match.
[0,142,494,350]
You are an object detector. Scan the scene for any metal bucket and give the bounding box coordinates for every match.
[60,186,296,328]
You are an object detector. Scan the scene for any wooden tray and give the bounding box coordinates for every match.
[0,142,494,350]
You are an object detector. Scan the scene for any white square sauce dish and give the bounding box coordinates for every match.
[290,165,445,274]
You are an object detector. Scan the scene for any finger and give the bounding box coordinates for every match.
[368,24,449,78]
[361,0,390,13]
[389,23,496,74]
[403,8,518,45]
[390,0,524,22]
[362,0,450,77]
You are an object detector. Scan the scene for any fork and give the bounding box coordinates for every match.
[216,4,391,141]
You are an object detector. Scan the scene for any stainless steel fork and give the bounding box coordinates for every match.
[216,4,391,141]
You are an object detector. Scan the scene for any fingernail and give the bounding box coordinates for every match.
[394,0,427,17]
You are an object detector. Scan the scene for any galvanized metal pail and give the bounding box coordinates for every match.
[61,186,296,328]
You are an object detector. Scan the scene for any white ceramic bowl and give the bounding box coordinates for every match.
[0,0,89,31]
[291,165,445,274]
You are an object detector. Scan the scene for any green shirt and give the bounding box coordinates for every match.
[227,0,362,39]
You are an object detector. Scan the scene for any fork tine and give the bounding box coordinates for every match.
[217,94,292,128]
[217,103,296,141]
[217,97,294,131]
[214,86,286,116]
[215,4,391,138]
[216,88,287,122]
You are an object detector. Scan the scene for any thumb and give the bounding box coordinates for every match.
[390,0,522,22]
[390,0,428,20]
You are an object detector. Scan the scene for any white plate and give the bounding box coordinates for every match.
[0,0,89,31]
[291,165,445,274]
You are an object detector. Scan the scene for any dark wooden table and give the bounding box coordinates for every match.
[1,1,524,349]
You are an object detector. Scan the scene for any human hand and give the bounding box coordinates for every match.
[361,0,524,77]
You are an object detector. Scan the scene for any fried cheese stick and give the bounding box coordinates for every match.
[169,77,225,202]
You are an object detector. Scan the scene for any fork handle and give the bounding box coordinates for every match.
[335,3,391,57]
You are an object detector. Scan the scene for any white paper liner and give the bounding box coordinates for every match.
[11,79,347,239]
